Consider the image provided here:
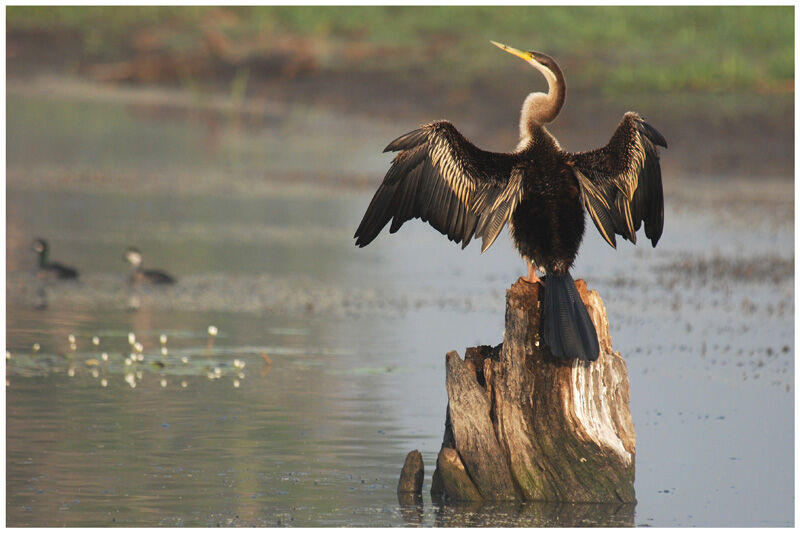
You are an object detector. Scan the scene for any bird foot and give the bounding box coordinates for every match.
[524,264,545,286]
[520,273,545,288]
[524,275,545,287]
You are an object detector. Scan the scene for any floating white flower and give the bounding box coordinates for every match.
[208,325,218,337]
[92,336,100,346]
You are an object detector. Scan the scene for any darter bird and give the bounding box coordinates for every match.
[354,41,666,361]
[32,238,79,280]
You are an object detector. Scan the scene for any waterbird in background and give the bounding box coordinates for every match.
[123,247,176,285]
[354,41,666,361]
[32,238,79,280]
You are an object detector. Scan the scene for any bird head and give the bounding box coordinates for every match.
[490,41,559,82]
[123,247,143,267]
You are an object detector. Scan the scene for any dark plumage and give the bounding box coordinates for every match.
[32,239,79,280]
[124,247,176,285]
[129,268,175,285]
[354,42,666,361]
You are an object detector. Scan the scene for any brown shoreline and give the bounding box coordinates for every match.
[7,34,794,181]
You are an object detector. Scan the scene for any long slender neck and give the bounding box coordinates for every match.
[518,61,566,142]
[37,248,49,268]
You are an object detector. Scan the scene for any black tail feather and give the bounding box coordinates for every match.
[543,272,600,361]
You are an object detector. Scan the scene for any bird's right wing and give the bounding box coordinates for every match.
[354,121,522,253]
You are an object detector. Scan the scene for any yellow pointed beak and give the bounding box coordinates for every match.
[490,40,534,62]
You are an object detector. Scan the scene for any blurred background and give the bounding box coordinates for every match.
[6,6,794,527]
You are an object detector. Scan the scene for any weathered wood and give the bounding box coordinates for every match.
[445,350,519,500]
[429,277,636,503]
[435,447,483,501]
[397,449,424,495]
[429,408,455,500]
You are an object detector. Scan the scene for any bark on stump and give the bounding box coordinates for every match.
[429,278,636,503]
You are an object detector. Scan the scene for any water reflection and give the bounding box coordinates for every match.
[395,500,635,527]
[398,498,425,525]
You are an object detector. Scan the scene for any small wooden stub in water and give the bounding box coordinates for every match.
[397,449,424,505]
[423,278,636,503]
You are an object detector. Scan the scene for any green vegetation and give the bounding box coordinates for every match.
[7,5,793,93]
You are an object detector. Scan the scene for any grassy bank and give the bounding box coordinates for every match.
[7,6,793,94]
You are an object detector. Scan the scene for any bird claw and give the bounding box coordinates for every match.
[525,263,544,286]
[525,276,545,287]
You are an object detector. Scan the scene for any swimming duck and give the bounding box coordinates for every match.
[123,247,176,285]
[32,238,79,280]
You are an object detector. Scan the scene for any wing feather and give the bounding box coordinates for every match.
[568,112,666,248]
[573,168,617,248]
[614,191,636,244]
[383,128,429,153]
[355,121,521,251]
[460,210,479,249]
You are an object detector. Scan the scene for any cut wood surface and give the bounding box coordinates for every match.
[427,278,636,503]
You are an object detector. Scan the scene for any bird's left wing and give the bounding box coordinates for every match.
[354,121,522,253]
[568,112,667,248]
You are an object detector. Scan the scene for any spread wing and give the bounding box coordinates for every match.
[354,121,523,253]
[568,112,667,248]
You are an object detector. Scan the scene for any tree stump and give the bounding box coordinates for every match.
[429,278,636,503]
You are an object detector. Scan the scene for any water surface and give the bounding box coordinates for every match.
[6,84,793,526]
